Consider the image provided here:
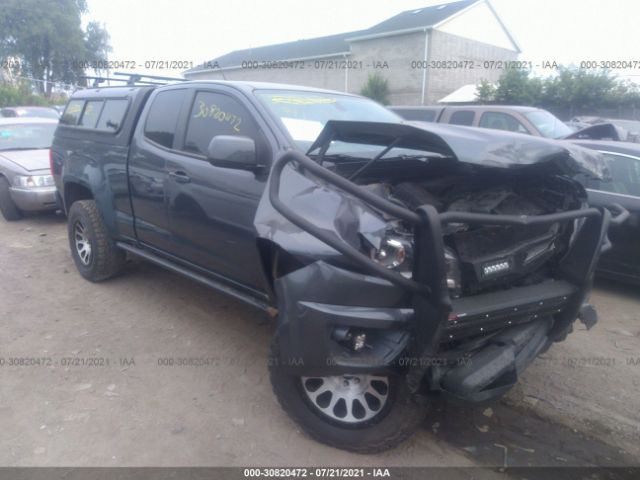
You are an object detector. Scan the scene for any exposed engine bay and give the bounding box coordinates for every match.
[256,120,605,303]
[360,171,585,298]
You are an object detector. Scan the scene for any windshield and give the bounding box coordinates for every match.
[255,90,401,150]
[525,110,573,139]
[0,123,56,151]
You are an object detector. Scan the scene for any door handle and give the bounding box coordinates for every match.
[169,170,191,184]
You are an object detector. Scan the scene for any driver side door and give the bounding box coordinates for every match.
[164,87,272,291]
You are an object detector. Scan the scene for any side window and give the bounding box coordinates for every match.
[144,89,186,148]
[449,111,475,126]
[591,153,640,195]
[397,109,436,122]
[79,100,104,128]
[96,99,129,131]
[61,100,85,125]
[183,91,262,156]
[479,112,529,134]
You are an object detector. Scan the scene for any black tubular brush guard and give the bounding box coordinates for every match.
[268,149,628,391]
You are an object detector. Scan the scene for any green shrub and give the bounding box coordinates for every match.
[0,81,51,107]
[360,73,390,105]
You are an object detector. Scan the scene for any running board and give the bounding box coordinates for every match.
[116,242,273,313]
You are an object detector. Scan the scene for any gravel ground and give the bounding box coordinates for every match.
[0,213,638,469]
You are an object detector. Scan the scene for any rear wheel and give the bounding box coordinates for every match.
[67,200,126,282]
[0,177,23,221]
[269,341,427,453]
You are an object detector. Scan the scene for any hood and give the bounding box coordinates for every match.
[307,120,606,178]
[564,122,625,142]
[0,149,50,172]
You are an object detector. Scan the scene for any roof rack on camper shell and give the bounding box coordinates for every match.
[81,72,185,87]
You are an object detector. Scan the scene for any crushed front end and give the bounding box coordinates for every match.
[257,121,621,404]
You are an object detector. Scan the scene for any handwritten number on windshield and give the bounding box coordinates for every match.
[194,101,242,133]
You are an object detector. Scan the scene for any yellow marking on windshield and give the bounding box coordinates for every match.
[193,101,242,132]
[67,104,82,114]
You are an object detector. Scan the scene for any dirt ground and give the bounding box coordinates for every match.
[0,213,638,470]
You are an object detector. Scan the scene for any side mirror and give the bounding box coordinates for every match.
[207,135,258,170]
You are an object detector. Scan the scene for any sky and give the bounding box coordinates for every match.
[84,0,640,81]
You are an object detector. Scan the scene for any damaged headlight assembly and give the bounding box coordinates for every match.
[370,235,413,277]
[368,232,463,297]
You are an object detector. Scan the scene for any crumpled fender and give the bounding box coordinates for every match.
[271,260,411,375]
[254,159,389,257]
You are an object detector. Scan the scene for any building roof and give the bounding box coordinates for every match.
[199,30,365,71]
[349,0,477,40]
[185,0,494,75]
[437,83,483,103]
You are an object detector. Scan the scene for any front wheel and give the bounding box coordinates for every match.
[268,341,427,453]
[0,176,23,221]
[67,200,126,282]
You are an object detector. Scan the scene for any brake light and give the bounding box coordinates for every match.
[49,149,54,176]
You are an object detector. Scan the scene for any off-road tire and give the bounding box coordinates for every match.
[268,340,428,453]
[0,177,23,221]
[67,200,126,282]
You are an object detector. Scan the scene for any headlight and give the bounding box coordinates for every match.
[13,175,55,188]
[371,234,462,296]
[371,235,413,277]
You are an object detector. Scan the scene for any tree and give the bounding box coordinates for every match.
[476,79,496,103]
[489,69,542,105]
[0,81,50,107]
[84,21,111,77]
[360,73,390,105]
[476,67,640,118]
[541,67,616,116]
[0,0,110,97]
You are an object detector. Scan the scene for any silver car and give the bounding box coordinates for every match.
[0,118,59,220]
[0,106,61,119]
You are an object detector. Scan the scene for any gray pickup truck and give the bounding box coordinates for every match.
[51,76,625,452]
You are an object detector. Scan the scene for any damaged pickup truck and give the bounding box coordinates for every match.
[51,80,627,453]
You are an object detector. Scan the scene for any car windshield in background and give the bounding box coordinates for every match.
[525,110,573,139]
[2,108,60,119]
[0,123,57,151]
[19,109,59,119]
[255,90,401,150]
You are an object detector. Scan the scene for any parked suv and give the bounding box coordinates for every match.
[391,105,574,139]
[52,79,624,452]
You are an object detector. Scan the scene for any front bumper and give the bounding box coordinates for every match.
[9,186,58,211]
[274,261,597,403]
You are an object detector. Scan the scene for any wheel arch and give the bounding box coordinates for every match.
[63,180,94,214]
[255,238,305,304]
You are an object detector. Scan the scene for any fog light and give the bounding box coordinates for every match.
[482,260,510,277]
[353,333,366,352]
